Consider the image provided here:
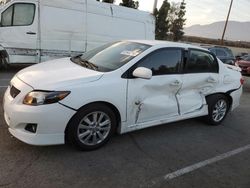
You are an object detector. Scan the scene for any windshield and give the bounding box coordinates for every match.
[71,41,151,72]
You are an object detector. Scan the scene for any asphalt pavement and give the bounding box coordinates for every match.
[0,66,250,188]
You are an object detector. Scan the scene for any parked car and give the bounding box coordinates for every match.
[235,55,250,75]
[0,0,155,67]
[207,46,235,65]
[236,53,249,61]
[3,40,243,150]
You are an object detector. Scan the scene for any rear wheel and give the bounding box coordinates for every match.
[66,104,117,151]
[206,94,229,126]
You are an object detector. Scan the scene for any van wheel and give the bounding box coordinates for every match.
[66,104,117,151]
[206,94,229,126]
[0,58,9,70]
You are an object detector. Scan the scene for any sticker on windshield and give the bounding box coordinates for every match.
[121,50,141,57]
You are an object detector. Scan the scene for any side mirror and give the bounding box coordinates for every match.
[132,67,152,80]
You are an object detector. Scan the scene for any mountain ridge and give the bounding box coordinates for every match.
[184,21,250,42]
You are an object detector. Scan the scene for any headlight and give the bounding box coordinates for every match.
[23,91,70,106]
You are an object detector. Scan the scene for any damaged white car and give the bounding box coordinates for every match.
[3,40,243,150]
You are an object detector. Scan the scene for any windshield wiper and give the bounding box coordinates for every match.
[84,60,99,70]
[73,56,99,71]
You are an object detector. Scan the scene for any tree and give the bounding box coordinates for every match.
[96,0,115,3]
[120,0,139,9]
[154,0,171,40]
[169,0,186,41]
[154,0,186,41]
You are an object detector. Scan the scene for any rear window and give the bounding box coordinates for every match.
[216,49,227,57]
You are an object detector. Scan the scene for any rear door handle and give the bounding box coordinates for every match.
[26,31,36,35]
[207,77,217,83]
[170,80,182,86]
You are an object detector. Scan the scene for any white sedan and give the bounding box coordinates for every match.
[3,40,243,150]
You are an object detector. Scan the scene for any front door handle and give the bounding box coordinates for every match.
[26,31,37,35]
[170,80,182,86]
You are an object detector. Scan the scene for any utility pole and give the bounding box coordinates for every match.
[221,0,233,45]
[153,0,158,12]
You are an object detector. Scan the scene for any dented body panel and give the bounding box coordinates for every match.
[127,75,181,125]
[178,73,219,115]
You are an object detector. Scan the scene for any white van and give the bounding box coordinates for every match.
[0,0,155,66]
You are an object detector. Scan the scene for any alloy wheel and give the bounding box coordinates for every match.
[77,111,111,146]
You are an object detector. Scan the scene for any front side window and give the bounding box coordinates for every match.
[185,50,218,73]
[1,3,35,27]
[136,48,182,76]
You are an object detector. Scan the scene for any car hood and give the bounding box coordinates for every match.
[16,58,104,90]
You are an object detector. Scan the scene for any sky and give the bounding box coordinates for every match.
[116,0,250,27]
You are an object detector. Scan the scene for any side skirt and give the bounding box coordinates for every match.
[119,105,208,134]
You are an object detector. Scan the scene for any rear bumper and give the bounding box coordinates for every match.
[229,86,243,111]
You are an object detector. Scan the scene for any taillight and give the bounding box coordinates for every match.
[240,77,245,85]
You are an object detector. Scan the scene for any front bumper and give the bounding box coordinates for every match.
[3,76,76,146]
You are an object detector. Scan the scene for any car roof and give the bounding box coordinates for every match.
[127,40,208,51]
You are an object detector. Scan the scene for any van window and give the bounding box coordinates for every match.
[1,4,13,26]
[1,3,35,27]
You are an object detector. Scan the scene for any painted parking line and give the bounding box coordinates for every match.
[149,144,250,187]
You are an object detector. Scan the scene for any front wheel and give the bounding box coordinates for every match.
[66,104,117,151]
[206,95,230,126]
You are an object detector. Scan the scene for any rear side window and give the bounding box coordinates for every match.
[136,48,182,76]
[1,3,35,27]
[185,50,218,73]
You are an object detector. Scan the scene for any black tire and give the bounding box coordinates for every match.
[205,94,230,126]
[66,104,117,151]
[0,58,9,71]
